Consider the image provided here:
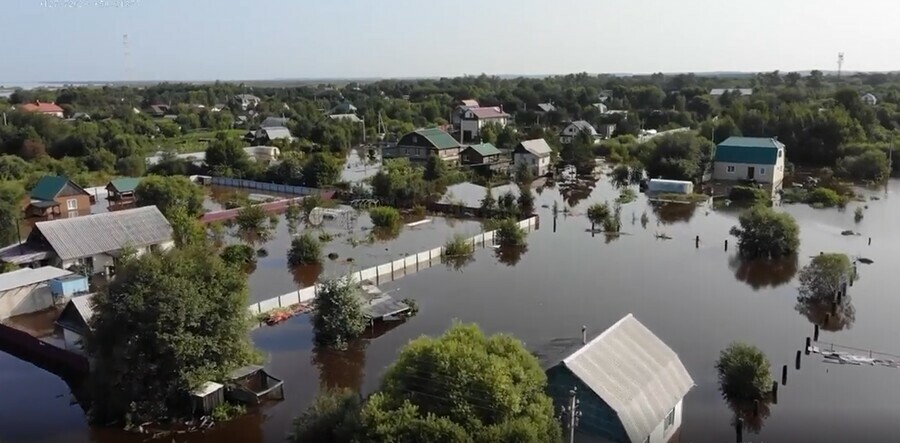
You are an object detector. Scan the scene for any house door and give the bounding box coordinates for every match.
[747,166,756,180]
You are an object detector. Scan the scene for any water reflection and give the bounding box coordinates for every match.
[796,294,855,331]
[370,226,401,241]
[291,263,325,288]
[730,397,772,435]
[650,201,697,224]
[444,254,475,271]
[495,245,528,266]
[728,255,799,290]
[558,180,595,207]
[312,340,366,392]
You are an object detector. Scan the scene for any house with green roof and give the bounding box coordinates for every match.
[383,128,462,166]
[713,136,785,187]
[460,142,509,174]
[105,177,142,206]
[26,176,92,219]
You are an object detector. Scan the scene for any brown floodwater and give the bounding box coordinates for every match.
[2,176,899,443]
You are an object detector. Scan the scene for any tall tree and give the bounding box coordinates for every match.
[86,246,257,425]
[312,277,366,348]
[205,133,250,177]
[135,175,205,218]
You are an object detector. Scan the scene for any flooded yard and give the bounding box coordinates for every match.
[2,175,899,443]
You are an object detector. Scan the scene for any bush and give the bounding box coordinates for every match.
[854,207,864,222]
[586,203,612,226]
[220,244,257,267]
[289,389,361,443]
[616,188,637,204]
[716,342,773,403]
[493,218,526,247]
[805,187,847,208]
[313,278,366,348]
[444,234,474,257]
[837,150,890,182]
[288,233,322,265]
[728,186,770,205]
[729,206,800,258]
[369,206,400,228]
[211,403,246,422]
[798,253,853,299]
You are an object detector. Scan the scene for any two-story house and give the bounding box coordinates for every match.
[559,120,600,145]
[383,128,462,166]
[540,314,694,443]
[713,136,786,190]
[460,142,508,174]
[460,106,510,143]
[513,139,552,177]
[26,176,93,219]
[234,94,261,111]
[452,99,480,126]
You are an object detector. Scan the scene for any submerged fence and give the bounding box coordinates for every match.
[247,216,539,315]
[209,177,319,196]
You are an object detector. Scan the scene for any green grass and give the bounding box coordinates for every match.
[165,129,247,153]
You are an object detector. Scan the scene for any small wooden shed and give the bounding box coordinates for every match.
[225,365,285,405]
[191,382,225,416]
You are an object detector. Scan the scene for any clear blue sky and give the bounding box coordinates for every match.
[3,0,899,82]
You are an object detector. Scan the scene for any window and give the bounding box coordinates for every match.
[778,150,783,158]
[726,165,735,173]
[664,407,675,431]
[66,199,78,210]
[760,167,766,175]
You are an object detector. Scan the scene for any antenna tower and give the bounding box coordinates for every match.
[123,34,132,83]
[837,52,845,79]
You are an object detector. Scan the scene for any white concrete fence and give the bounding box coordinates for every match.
[247,216,539,315]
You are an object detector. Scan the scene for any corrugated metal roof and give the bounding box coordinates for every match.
[469,106,509,119]
[329,113,363,123]
[107,177,142,193]
[30,176,68,201]
[260,126,293,140]
[260,117,290,128]
[0,266,72,292]
[517,139,552,157]
[460,99,479,108]
[70,293,95,325]
[537,103,557,113]
[560,314,694,443]
[414,128,461,150]
[715,137,783,165]
[464,142,501,157]
[567,120,598,135]
[35,206,173,261]
[710,88,753,96]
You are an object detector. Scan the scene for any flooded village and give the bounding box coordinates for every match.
[3,20,900,440]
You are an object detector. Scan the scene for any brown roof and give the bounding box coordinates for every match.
[469,106,509,119]
[19,102,64,114]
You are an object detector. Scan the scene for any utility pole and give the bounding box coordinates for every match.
[563,387,581,443]
[837,52,845,79]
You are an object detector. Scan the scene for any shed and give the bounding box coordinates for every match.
[106,178,142,201]
[225,365,285,405]
[647,179,694,195]
[0,266,73,319]
[48,274,89,298]
[191,382,225,416]
[540,314,694,443]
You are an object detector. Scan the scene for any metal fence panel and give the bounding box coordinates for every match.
[359,267,377,282]
[279,292,300,307]
[257,298,280,313]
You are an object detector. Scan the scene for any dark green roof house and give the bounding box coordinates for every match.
[460,143,508,173]
[384,128,462,166]
[106,177,142,202]
[713,137,786,185]
[26,176,92,219]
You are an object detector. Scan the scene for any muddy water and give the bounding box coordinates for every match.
[2,177,899,443]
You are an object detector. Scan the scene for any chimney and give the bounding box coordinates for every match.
[581,325,587,344]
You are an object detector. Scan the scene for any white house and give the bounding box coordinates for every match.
[460,106,510,143]
[0,266,74,320]
[0,207,174,274]
[513,139,552,177]
[861,93,878,106]
[559,120,599,145]
[235,94,261,111]
[541,314,694,443]
[713,136,786,188]
[452,99,480,126]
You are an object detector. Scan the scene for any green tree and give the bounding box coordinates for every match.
[303,152,342,188]
[168,206,206,248]
[0,182,25,246]
[479,187,496,213]
[0,155,31,180]
[220,244,257,268]
[586,202,612,227]
[494,218,526,247]
[235,202,274,244]
[798,253,853,299]
[85,246,257,425]
[423,155,447,181]
[369,206,401,229]
[517,186,535,215]
[716,342,773,403]
[288,233,322,266]
[641,132,711,181]
[805,187,846,208]
[371,159,428,206]
[729,206,800,258]
[115,155,146,177]
[205,133,250,177]
[312,277,366,348]
[135,175,205,218]
[289,389,362,443]
[367,323,562,442]
[837,150,890,181]
[514,161,534,184]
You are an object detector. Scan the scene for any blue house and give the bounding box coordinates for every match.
[540,314,694,443]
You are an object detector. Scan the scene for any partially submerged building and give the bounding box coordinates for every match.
[712,136,786,193]
[0,206,174,274]
[0,266,85,320]
[513,139,552,177]
[55,293,94,354]
[540,314,694,443]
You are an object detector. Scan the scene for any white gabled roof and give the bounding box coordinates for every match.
[518,139,552,157]
[562,314,694,443]
[0,266,72,292]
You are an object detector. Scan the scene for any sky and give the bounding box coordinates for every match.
[2,0,899,82]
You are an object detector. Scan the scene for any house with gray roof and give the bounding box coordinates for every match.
[540,314,694,443]
[383,128,462,166]
[329,113,363,123]
[259,116,290,128]
[560,120,600,145]
[513,139,553,177]
[235,94,261,111]
[254,126,294,144]
[0,206,174,274]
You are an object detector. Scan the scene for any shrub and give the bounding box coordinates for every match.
[616,188,637,204]
[493,218,526,247]
[728,186,770,205]
[729,206,800,258]
[288,233,322,265]
[369,206,400,228]
[854,207,864,222]
[411,204,427,217]
[586,203,612,226]
[805,187,847,208]
[798,253,853,299]
[716,342,773,403]
[220,244,257,267]
[444,234,474,257]
[837,150,890,182]
[211,403,246,422]
[312,278,366,348]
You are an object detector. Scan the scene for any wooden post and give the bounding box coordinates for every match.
[753,399,760,417]
[805,337,811,354]
[868,237,872,245]
[814,324,819,341]
[724,239,728,251]
[771,381,779,404]
[735,417,743,443]
[376,267,380,286]
[781,365,788,386]
[482,233,486,248]
[591,222,595,237]
[391,260,394,279]
[416,254,420,272]
[695,235,699,248]
[796,350,801,370]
